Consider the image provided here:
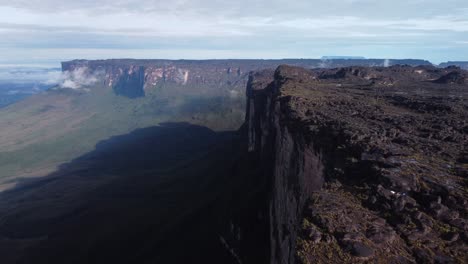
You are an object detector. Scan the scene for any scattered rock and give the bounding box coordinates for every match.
[349,242,375,258]
[307,228,322,244]
[442,232,459,243]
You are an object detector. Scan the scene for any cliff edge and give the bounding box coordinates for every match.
[241,65,467,263]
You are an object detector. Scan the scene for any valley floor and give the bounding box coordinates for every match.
[0,123,241,264]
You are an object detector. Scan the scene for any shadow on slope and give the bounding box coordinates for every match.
[0,122,242,264]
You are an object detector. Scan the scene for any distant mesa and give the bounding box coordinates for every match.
[439,61,468,70]
[60,58,435,99]
[321,56,366,60]
[56,58,468,100]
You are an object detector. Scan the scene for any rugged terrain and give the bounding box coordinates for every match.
[233,65,467,263]
[0,59,432,182]
[0,61,466,263]
[61,58,432,99]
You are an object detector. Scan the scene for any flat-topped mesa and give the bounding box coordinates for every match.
[61,59,433,98]
[62,60,252,98]
[242,65,467,263]
[439,61,468,70]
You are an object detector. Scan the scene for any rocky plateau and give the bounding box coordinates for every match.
[0,60,466,264]
[229,64,468,263]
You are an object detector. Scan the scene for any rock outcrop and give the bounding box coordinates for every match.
[433,69,467,85]
[236,65,467,263]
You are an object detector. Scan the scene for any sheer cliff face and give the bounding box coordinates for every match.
[61,60,249,98]
[243,65,467,263]
[245,69,325,264]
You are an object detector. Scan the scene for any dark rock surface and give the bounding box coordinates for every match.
[113,65,146,98]
[238,65,467,263]
[433,70,466,84]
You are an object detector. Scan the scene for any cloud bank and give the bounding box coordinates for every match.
[0,0,466,64]
[0,66,61,83]
[0,64,103,91]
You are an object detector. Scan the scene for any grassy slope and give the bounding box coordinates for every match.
[0,124,240,264]
[0,84,245,182]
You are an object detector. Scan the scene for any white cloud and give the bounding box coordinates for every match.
[49,67,103,89]
[0,66,61,83]
[0,1,465,18]
[0,1,466,64]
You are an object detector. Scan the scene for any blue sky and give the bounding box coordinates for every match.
[0,0,467,67]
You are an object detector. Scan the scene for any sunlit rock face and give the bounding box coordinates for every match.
[62,59,254,99]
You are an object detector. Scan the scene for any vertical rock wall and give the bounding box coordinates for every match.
[244,68,325,264]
